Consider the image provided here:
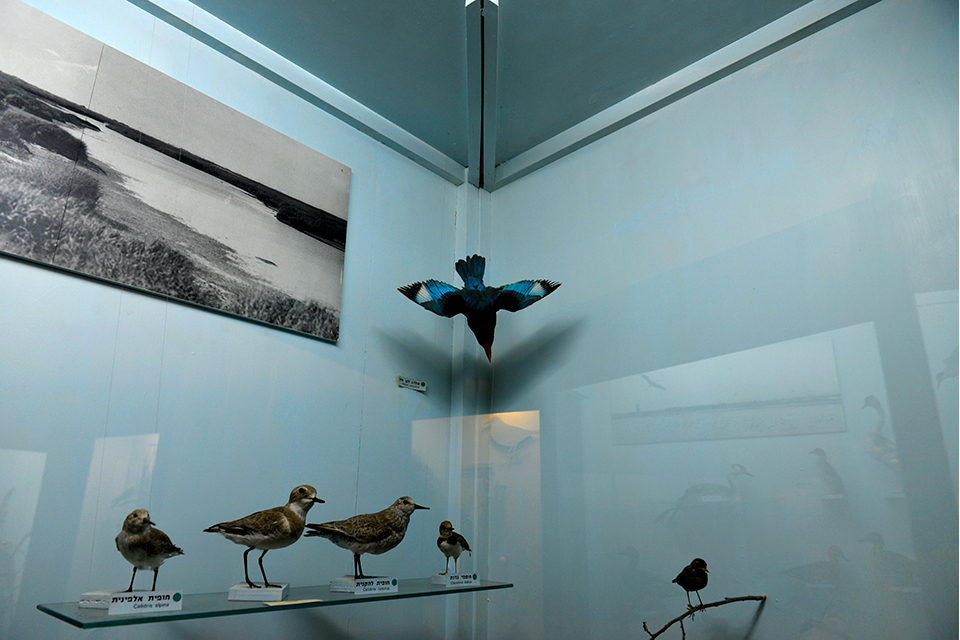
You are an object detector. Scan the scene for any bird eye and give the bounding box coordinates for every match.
[298,487,306,494]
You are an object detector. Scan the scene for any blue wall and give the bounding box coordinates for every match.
[0,0,956,639]
[488,0,957,638]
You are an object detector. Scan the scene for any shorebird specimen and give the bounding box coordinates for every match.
[116,509,183,592]
[656,464,754,523]
[782,545,848,587]
[810,448,845,496]
[398,254,560,361]
[861,396,900,472]
[306,496,429,579]
[673,558,709,607]
[859,532,919,589]
[204,485,323,588]
[437,520,472,575]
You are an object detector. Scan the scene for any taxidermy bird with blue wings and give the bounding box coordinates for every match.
[399,254,561,361]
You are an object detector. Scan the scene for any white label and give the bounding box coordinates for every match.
[108,590,183,615]
[398,376,427,392]
[355,578,398,594]
[446,573,479,587]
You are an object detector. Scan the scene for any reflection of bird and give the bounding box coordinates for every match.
[306,496,429,579]
[936,347,958,387]
[437,521,472,575]
[859,532,919,590]
[398,254,560,361]
[673,558,708,606]
[482,416,538,456]
[641,374,666,391]
[783,546,848,587]
[116,509,183,592]
[656,464,754,523]
[204,485,323,588]
[811,448,845,496]
[861,396,900,471]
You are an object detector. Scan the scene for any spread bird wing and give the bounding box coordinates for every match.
[494,280,561,312]
[398,280,466,317]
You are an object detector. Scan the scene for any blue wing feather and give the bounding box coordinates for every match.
[496,280,561,312]
[398,280,466,317]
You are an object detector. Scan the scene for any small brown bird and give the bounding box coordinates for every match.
[306,496,429,579]
[116,509,184,592]
[437,520,472,575]
[204,485,323,588]
[673,558,709,607]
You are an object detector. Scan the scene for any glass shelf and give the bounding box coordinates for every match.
[37,578,513,629]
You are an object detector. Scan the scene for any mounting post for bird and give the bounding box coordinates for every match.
[642,595,767,640]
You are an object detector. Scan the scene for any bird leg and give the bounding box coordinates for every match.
[454,557,459,574]
[152,568,159,591]
[242,547,257,588]
[696,590,704,607]
[353,553,370,579]
[124,566,137,592]
[441,557,450,576]
[258,549,279,588]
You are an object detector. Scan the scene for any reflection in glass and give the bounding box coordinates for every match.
[66,434,158,596]
[0,449,46,637]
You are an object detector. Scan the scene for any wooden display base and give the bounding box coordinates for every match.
[330,576,398,594]
[227,583,289,601]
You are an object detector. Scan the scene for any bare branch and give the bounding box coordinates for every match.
[643,595,767,639]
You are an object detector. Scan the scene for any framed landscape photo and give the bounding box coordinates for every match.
[0,1,351,341]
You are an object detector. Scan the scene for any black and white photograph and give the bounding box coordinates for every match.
[0,4,351,341]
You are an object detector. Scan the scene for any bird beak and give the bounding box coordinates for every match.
[414,504,430,510]
[313,497,325,504]
[743,470,755,477]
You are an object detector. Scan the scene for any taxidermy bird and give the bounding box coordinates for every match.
[782,545,848,587]
[398,254,561,361]
[859,532,919,590]
[116,509,183,592]
[655,464,754,523]
[861,396,900,472]
[306,496,429,579]
[437,520,472,575]
[810,448,845,496]
[673,558,709,607]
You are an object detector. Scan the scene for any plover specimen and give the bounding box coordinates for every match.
[437,520,472,575]
[673,558,709,607]
[116,509,184,592]
[204,485,323,588]
[306,496,429,579]
[810,448,845,496]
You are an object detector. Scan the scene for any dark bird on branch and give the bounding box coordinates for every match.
[673,558,709,607]
[399,255,560,361]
